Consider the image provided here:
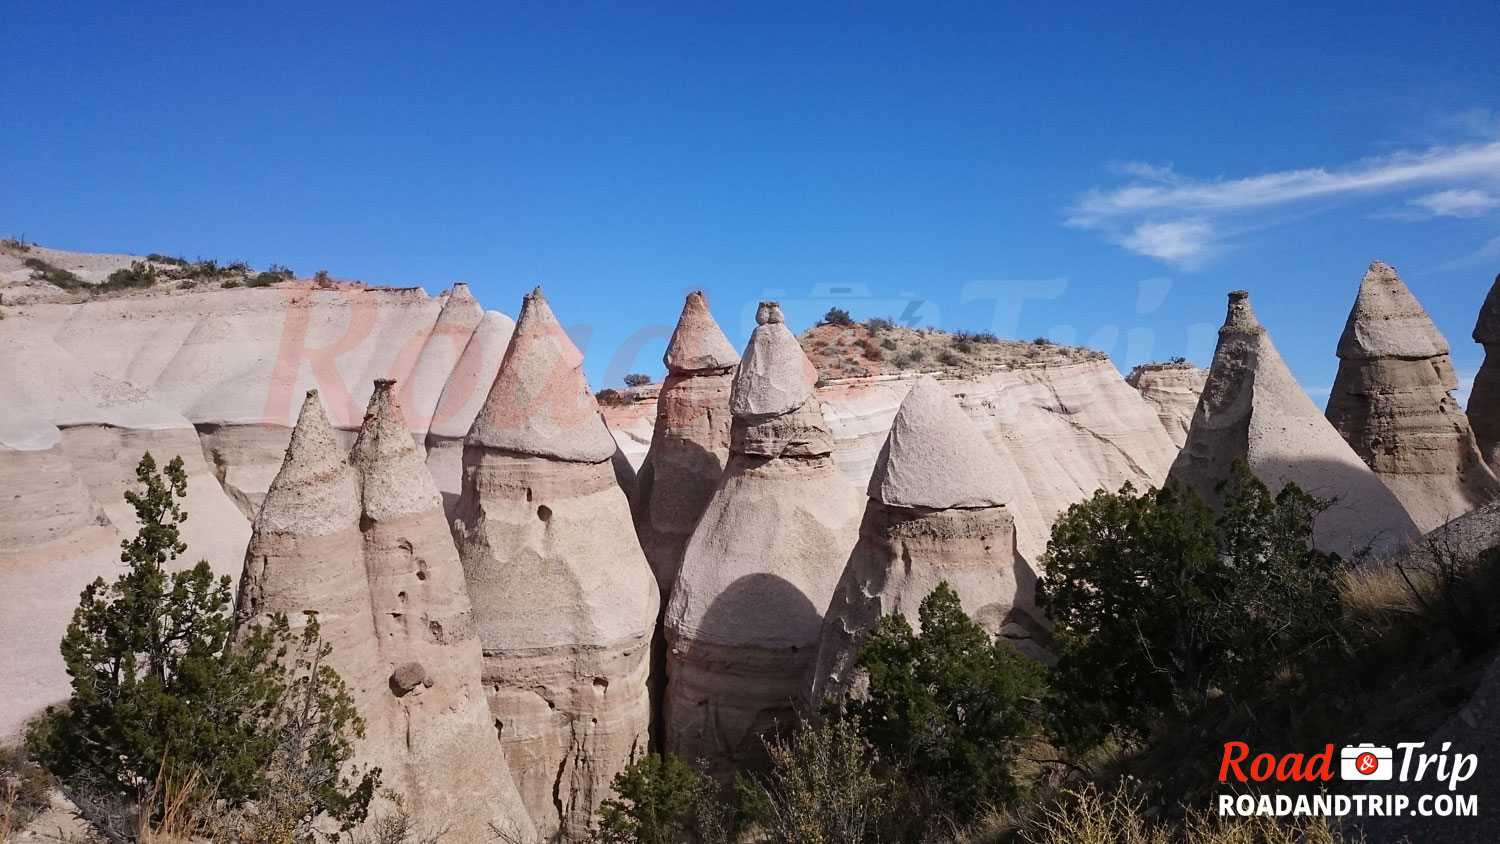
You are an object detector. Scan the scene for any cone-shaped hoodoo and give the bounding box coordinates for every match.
[663,301,864,781]
[1326,262,1498,532]
[453,288,658,841]
[1169,291,1420,557]
[808,377,1048,706]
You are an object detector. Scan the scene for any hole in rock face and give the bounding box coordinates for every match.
[495,719,504,741]
[537,505,553,522]
[526,488,533,502]
[547,699,557,710]
[592,677,608,691]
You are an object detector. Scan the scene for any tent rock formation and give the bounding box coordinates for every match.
[663,301,864,781]
[1470,274,1500,472]
[808,376,1047,706]
[1326,262,1497,532]
[237,388,534,843]
[453,288,657,841]
[1169,291,1420,558]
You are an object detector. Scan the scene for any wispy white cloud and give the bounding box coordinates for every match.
[1115,219,1216,267]
[1410,188,1500,218]
[1070,141,1500,267]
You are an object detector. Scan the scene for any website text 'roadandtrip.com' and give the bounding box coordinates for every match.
[1217,741,1480,819]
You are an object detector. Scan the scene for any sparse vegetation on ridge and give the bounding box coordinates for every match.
[23,257,86,290]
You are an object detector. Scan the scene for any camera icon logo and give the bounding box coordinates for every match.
[1340,744,1393,781]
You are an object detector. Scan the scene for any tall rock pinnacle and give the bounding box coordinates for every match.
[236,390,372,659]
[1326,262,1497,532]
[404,283,484,435]
[454,289,658,841]
[808,377,1046,706]
[349,381,535,843]
[631,291,740,598]
[629,292,740,749]
[424,310,516,518]
[663,301,864,781]
[468,287,618,462]
[1470,274,1500,471]
[237,389,535,843]
[1169,291,1420,557]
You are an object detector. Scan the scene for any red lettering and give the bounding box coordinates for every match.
[1250,753,1275,781]
[1275,754,1304,781]
[1219,742,1249,781]
[1304,745,1335,781]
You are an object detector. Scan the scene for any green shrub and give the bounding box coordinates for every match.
[907,348,925,362]
[24,257,86,290]
[822,307,854,326]
[880,338,897,351]
[937,350,959,366]
[247,271,283,288]
[1032,336,1053,346]
[1037,461,1343,753]
[99,261,158,292]
[596,754,723,844]
[624,373,653,389]
[953,340,973,354]
[26,453,377,841]
[864,317,894,334]
[739,718,901,844]
[221,279,242,288]
[845,583,1046,821]
[953,330,999,345]
[146,254,189,267]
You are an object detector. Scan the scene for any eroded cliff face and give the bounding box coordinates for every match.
[1469,274,1500,472]
[1127,363,1209,448]
[0,252,510,739]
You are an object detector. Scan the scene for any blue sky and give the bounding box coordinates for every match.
[4,2,1499,400]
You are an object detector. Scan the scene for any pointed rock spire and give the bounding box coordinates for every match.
[468,287,617,463]
[664,291,739,374]
[352,380,442,521]
[729,302,816,417]
[1170,291,1420,557]
[868,376,1011,509]
[424,310,515,517]
[1336,261,1449,360]
[405,284,485,434]
[1470,274,1500,471]
[453,291,659,840]
[1326,262,1497,532]
[252,389,361,538]
[349,379,537,844]
[633,293,740,594]
[664,301,864,781]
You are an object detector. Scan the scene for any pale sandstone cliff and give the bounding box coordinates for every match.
[1126,362,1209,447]
[1325,261,1497,532]
[453,289,657,841]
